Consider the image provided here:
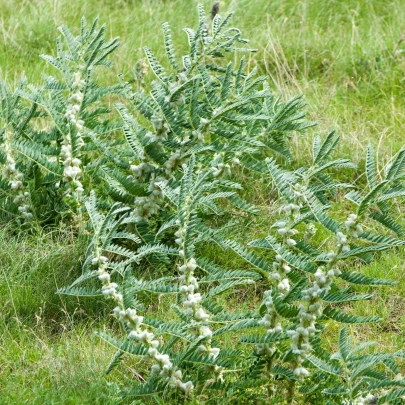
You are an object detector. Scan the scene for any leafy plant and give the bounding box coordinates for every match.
[3,3,405,405]
[62,136,405,403]
[228,135,405,404]
[0,17,128,224]
[1,3,314,226]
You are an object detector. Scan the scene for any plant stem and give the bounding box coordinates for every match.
[286,379,296,404]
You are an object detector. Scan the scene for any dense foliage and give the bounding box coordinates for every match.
[2,4,405,404]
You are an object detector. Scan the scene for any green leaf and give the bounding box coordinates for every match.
[143,47,168,82]
[366,144,378,189]
[339,272,395,286]
[270,365,296,381]
[12,140,63,175]
[56,286,102,296]
[272,294,300,319]
[357,180,389,215]
[313,130,339,164]
[224,240,272,278]
[306,354,341,375]
[322,292,372,303]
[323,307,382,323]
[385,147,405,181]
[338,327,350,361]
[369,212,404,236]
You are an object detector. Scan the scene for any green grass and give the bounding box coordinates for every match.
[2,0,405,403]
[0,228,118,404]
[2,0,405,158]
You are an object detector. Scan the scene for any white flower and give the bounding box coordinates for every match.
[184,293,202,309]
[293,366,310,377]
[278,278,290,292]
[179,380,194,393]
[209,347,220,359]
[180,285,193,293]
[282,264,291,272]
[194,308,210,321]
[278,227,288,235]
[156,353,172,368]
[98,273,110,282]
[258,314,272,328]
[189,276,198,288]
[344,220,355,228]
[273,220,287,228]
[290,204,300,212]
[199,326,213,338]
[187,258,197,271]
[10,180,22,189]
[314,268,327,285]
[102,287,116,297]
[71,158,81,167]
[286,238,297,247]
[148,347,158,357]
[336,232,347,244]
[64,165,82,180]
[151,364,161,373]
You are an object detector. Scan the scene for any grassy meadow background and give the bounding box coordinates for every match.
[2,0,405,403]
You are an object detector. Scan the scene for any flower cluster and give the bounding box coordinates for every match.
[258,292,283,335]
[256,291,282,356]
[130,161,149,178]
[148,116,168,143]
[92,252,193,393]
[129,160,164,221]
[212,162,231,178]
[61,72,86,197]
[343,394,377,405]
[287,215,359,378]
[92,255,122,301]
[2,130,33,219]
[344,213,363,237]
[175,227,220,360]
[272,249,294,294]
[164,150,183,175]
[256,192,304,355]
[132,176,165,222]
[288,266,342,377]
[255,196,361,378]
[210,153,234,178]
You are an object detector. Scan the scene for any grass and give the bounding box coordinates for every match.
[0,228,118,404]
[2,0,405,403]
